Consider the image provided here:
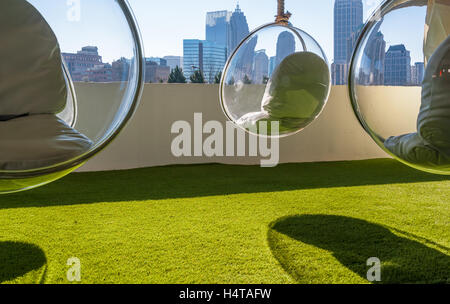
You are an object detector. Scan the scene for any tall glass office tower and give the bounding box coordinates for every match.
[202,40,227,83]
[384,44,412,86]
[206,11,231,48]
[332,0,363,84]
[228,4,250,56]
[183,39,226,83]
[183,39,203,80]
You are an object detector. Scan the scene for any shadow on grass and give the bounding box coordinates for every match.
[0,241,47,283]
[0,159,448,209]
[268,215,450,284]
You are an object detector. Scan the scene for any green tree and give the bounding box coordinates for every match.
[262,75,269,84]
[168,66,187,83]
[214,71,222,84]
[190,70,205,83]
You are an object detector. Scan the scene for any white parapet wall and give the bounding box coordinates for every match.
[75,83,395,172]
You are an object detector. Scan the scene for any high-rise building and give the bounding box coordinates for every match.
[331,63,349,85]
[183,39,204,80]
[206,11,231,48]
[411,62,425,85]
[202,40,227,83]
[384,44,411,86]
[333,0,364,84]
[276,31,295,66]
[268,56,276,77]
[253,50,269,84]
[355,23,386,85]
[163,56,184,71]
[228,3,250,56]
[183,39,226,83]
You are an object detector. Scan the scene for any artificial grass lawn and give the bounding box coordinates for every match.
[0,159,448,284]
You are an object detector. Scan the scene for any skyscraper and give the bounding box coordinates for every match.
[384,44,412,86]
[202,40,227,83]
[268,56,276,77]
[332,0,364,84]
[233,36,257,82]
[206,11,231,48]
[253,50,269,84]
[183,39,226,83]
[355,22,386,85]
[228,3,250,56]
[183,39,204,80]
[276,31,295,66]
[411,62,425,85]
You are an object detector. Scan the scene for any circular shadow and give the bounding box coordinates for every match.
[0,241,47,283]
[268,214,450,284]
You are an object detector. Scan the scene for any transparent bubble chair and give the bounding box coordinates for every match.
[220,0,331,137]
[0,0,144,193]
[349,0,450,175]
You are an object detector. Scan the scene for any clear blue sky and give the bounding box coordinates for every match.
[27,0,426,64]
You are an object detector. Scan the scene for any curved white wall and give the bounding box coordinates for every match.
[76,84,391,172]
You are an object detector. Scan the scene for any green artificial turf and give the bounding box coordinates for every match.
[0,159,448,284]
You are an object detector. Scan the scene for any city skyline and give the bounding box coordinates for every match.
[29,1,425,65]
[54,1,428,85]
[129,0,386,62]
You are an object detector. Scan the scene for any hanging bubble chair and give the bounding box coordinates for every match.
[0,0,144,193]
[349,0,450,175]
[220,0,331,137]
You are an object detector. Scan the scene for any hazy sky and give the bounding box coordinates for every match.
[27,0,426,64]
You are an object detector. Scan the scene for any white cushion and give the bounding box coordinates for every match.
[0,115,92,171]
[0,0,67,117]
[424,0,450,62]
[384,35,450,169]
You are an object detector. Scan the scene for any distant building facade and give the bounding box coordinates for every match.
[331,63,349,86]
[163,56,184,71]
[228,4,250,56]
[183,39,226,83]
[411,62,425,85]
[145,61,170,83]
[354,24,386,86]
[332,0,363,84]
[384,44,412,86]
[111,58,131,82]
[268,56,276,77]
[276,31,295,66]
[63,46,129,82]
[146,57,167,67]
[253,50,269,84]
[206,11,231,49]
[62,46,103,81]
